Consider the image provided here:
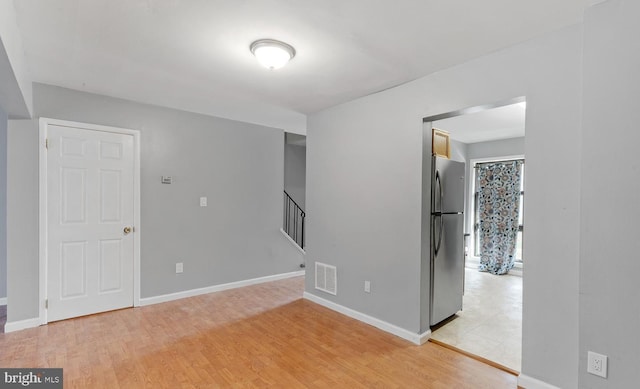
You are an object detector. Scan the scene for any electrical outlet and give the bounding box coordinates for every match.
[587,351,607,378]
[364,281,371,293]
[176,262,184,274]
[200,197,207,207]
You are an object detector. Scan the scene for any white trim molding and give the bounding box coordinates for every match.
[38,119,46,324]
[303,292,431,345]
[517,374,562,389]
[280,228,306,255]
[4,317,41,333]
[0,297,7,305]
[139,270,305,306]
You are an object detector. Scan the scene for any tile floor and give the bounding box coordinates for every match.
[430,266,522,371]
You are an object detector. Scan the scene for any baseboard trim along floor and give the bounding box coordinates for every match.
[303,291,431,345]
[4,317,42,333]
[517,374,562,389]
[139,270,306,306]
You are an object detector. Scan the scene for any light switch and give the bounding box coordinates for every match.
[161,176,172,184]
[200,197,207,207]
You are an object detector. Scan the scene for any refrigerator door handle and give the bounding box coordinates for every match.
[434,169,444,256]
[438,171,444,213]
[432,215,436,256]
[435,214,444,256]
[435,170,442,213]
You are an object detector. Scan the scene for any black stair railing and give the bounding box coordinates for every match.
[283,191,305,249]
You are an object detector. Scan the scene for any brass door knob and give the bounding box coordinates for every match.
[124,226,132,234]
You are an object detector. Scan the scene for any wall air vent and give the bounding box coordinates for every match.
[315,262,337,295]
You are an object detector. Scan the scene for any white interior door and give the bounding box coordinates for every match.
[46,124,135,322]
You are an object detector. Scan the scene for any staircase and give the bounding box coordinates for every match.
[283,191,305,252]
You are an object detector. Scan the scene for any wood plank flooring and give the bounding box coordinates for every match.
[0,277,517,388]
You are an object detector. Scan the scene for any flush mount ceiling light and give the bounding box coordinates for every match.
[250,39,296,70]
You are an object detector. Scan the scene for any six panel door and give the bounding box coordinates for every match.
[47,124,135,322]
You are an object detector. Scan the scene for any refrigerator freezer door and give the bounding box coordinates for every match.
[430,213,465,326]
[433,157,466,213]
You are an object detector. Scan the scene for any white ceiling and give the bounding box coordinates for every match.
[13,0,588,133]
[433,102,526,144]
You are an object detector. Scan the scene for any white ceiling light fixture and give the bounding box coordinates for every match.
[250,39,296,70]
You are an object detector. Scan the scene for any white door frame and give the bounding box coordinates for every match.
[38,117,141,324]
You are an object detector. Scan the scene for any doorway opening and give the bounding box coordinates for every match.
[282,133,306,264]
[424,98,526,372]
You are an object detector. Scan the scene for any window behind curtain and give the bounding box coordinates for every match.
[473,159,525,262]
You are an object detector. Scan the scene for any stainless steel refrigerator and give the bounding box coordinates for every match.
[430,156,466,326]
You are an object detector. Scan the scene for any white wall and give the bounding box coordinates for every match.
[6,83,304,322]
[579,1,640,387]
[306,25,582,388]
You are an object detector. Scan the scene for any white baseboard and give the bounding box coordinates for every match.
[517,374,561,389]
[280,228,306,255]
[303,291,430,345]
[4,317,41,333]
[0,297,7,305]
[138,270,305,307]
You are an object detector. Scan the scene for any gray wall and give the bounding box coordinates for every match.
[284,141,306,210]
[466,136,525,160]
[6,83,303,322]
[306,24,582,388]
[579,1,640,387]
[6,120,39,320]
[0,105,6,301]
[0,2,33,120]
[449,139,468,163]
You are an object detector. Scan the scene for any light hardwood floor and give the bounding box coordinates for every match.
[0,276,517,388]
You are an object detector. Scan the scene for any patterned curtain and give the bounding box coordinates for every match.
[476,160,523,275]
